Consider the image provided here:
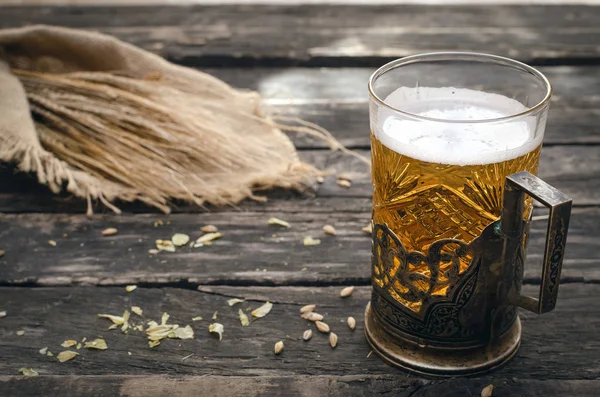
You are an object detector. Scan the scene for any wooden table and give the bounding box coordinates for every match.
[1,4,599,396]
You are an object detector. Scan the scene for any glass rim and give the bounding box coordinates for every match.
[368,52,553,124]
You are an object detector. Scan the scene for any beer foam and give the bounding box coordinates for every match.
[375,87,544,166]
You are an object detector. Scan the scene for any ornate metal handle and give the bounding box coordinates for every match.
[501,171,573,314]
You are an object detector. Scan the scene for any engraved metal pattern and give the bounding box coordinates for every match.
[503,172,572,314]
[547,218,567,298]
[371,223,472,311]
[372,275,479,342]
[366,171,573,375]
[371,222,517,347]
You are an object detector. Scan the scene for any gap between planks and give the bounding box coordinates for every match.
[0,285,598,381]
[0,207,597,287]
[2,5,600,67]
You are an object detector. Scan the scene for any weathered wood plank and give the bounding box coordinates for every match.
[1,144,597,214]
[1,5,599,65]
[0,65,598,212]
[0,285,598,381]
[0,207,595,286]
[2,65,600,150]
[0,376,598,397]
[0,64,596,151]
[1,64,598,211]
[280,102,600,150]
[203,66,600,148]
[0,187,373,215]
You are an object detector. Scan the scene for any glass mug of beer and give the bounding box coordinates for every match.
[364,53,572,376]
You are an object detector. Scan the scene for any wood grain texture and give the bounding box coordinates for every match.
[1,5,600,66]
[0,285,598,380]
[203,66,600,148]
[0,4,597,394]
[1,144,597,214]
[0,207,595,286]
[0,66,599,152]
[0,376,599,397]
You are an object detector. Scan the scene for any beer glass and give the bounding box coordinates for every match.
[365,53,572,376]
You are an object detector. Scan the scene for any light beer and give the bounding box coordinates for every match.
[364,53,569,376]
[371,87,543,311]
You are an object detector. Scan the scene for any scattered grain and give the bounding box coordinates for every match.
[156,239,175,252]
[18,368,38,377]
[61,340,77,348]
[209,323,224,340]
[98,313,125,325]
[102,228,118,236]
[251,302,273,318]
[315,321,330,333]
[131,306,143,316]
[268,217,290,228]
[481,384,494,397]
[337,179,351,188]
[303,329,313,341]
[239,309,250,327]
[57,351,78,362]
[274,341,284,355]
[323,225,337,235]
[300,304,316,314]
[303,236,321,246]
[340,286,355,298]
[329,332,338,348]
[227,298,245,306]
[347,316,356,330]
[196,232,222,244]
[301,312,324,322]
[201,225,219,233]
[84,338,108,350]
[171,233,190,247]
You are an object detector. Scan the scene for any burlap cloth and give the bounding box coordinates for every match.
[0,25,321,214]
